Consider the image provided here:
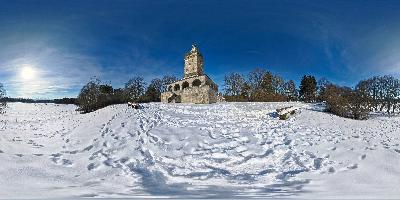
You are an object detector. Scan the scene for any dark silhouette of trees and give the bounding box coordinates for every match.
[53,98,77,104]
[140,78,163,102]
[75,75,179,112]
[77,78,126,113]
[0,83,6,113]
[140,85,160,103]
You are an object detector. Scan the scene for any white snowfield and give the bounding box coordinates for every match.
[0,102,400,199]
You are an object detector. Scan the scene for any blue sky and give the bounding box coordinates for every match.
[1,0,400,98]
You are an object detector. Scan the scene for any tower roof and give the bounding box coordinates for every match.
[185,44,203,58]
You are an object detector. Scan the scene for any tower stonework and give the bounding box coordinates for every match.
[184,44,204,78]
[161,44,223,104]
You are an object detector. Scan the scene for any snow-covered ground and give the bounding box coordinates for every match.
[0,102,399,199]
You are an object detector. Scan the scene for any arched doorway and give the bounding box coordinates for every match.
[174,84,180,91]
[182,81,189,90]
[192,79,201,87]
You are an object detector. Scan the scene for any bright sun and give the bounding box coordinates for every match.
[20,65,36,80]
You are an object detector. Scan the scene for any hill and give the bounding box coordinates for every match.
[0,102,399,198]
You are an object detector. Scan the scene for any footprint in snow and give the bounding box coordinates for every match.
[359,154,367,160]
[87,163,100,171]
[328,167,335,173]
[61,159,73,166]
[347,164,358,169]
[313,158,323,170]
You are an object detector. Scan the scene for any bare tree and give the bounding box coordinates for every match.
[77,78,102,113]
[248,68,266,94]
[356,75,400,114]
[124,76,146,102]
[224,73,246,96]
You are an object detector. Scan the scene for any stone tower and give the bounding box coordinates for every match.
[161,44,222,104]
[184,44,204,78]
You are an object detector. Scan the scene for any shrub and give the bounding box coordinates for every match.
[76,78,123,113]
[323,84,370,120]
[223,95,249,102]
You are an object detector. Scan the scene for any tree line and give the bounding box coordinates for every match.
[0,83,6,114]
[0,97,77,104]
[76,76,177,113]
[223,68,314,102]
[224,68,400,119]
[1,69,399,119]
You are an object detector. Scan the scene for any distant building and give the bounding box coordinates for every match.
[161,44,220,104]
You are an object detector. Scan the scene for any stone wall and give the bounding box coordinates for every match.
[166,75,218,93]
[161,77,219,104]
[180,85,218,104]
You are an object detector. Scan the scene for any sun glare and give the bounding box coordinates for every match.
[20,65,36,80]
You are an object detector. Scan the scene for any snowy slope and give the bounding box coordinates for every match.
[0,102,399,198]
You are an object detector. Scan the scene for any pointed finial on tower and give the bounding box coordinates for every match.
[191,43,197,52]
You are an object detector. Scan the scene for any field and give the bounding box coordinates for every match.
[0,102,400,198]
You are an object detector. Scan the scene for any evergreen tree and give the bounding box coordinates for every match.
[299,75,317,102]
[140,78,164,102]
[141,85,160,102]
[260,71,274,94]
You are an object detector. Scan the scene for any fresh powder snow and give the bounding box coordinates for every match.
[0,102,399,198]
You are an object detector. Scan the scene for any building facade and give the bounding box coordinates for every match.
[161,45,220,104]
